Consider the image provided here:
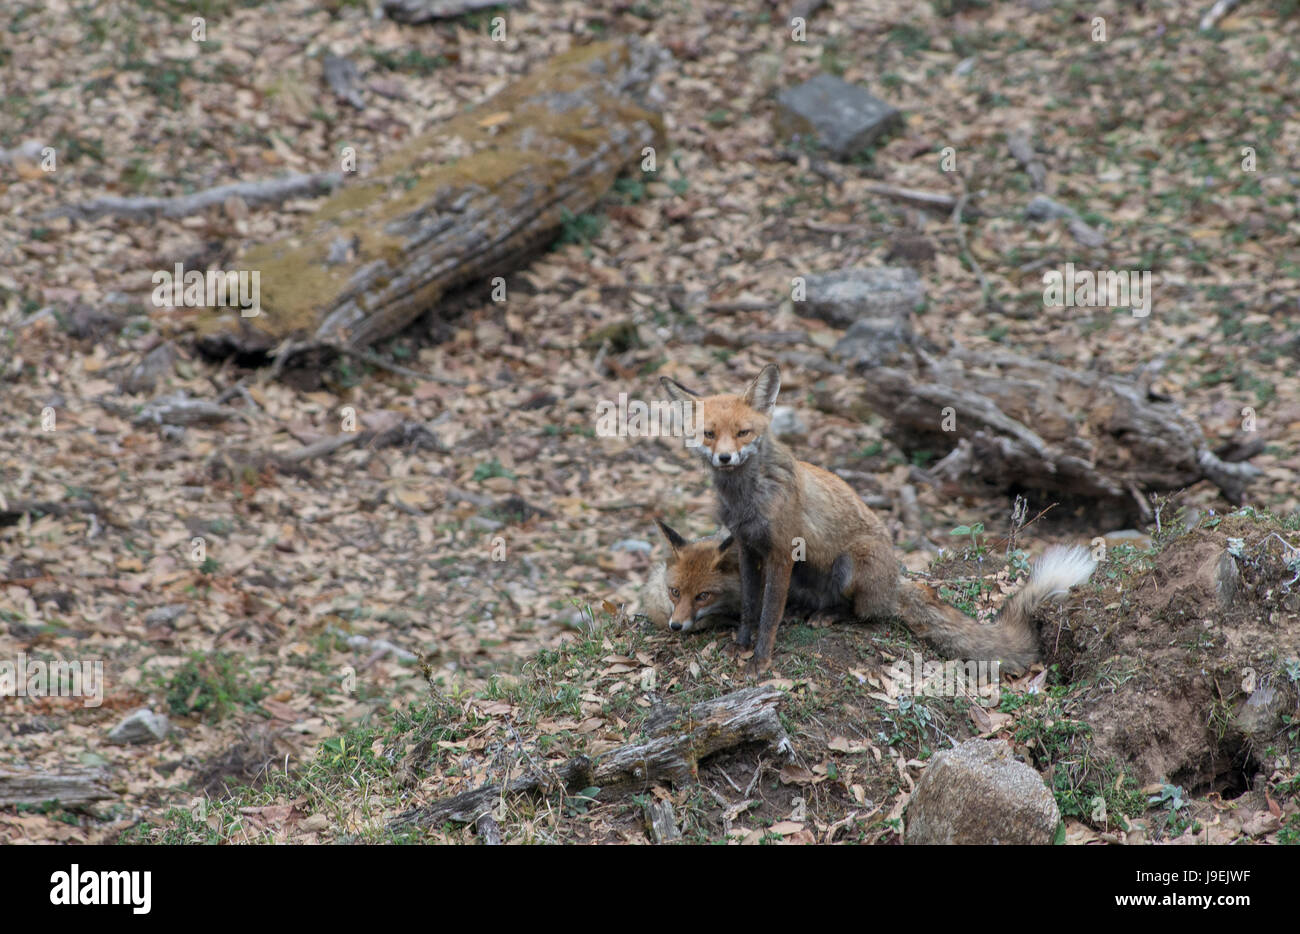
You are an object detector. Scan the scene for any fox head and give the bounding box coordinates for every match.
[660,364,781,472]
[654,519,739,632]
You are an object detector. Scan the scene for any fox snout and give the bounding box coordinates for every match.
[708,441,757,470]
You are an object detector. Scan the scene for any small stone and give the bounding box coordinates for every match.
[144,604,187,626]
[770,406,807,437]
[107,708,170,745]
[121,341,178,395]
[611,539,652,555]
[774,74,901,159]
[1233,683,1285,738]
[804,267,924,328]
[906,738,1059,845]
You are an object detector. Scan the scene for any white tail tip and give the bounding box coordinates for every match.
[1031,545,1097,599]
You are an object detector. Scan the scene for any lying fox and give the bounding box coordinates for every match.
[659,364,1096,674]
[643,520,852,633]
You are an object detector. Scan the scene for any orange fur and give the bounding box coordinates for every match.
[661,365,1095,674]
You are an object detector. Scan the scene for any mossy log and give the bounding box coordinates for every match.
[390,686,790,830]
[833,309,1259,517]
[197,39,667,357]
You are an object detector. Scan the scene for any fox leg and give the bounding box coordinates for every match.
[732,543,764,651]
[829,553,854,597]
[751,552,794,674]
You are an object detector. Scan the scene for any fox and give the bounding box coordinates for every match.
[660,363,1096,674]
[643,520,852,633]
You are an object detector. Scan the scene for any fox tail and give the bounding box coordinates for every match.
[897,546,1096,675]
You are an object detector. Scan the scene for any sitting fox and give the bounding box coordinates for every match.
[659,363,1096,674]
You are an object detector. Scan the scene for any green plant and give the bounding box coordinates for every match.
[162,652,268,720]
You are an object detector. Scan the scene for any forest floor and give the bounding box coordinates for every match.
[1,0,1298,843]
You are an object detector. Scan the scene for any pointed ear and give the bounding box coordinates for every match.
[660,376,700,403]
[655,518,687,556]
[742,364,781,414]
[715,534,739,572]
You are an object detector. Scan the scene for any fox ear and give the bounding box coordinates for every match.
[660,376,700,403]
[743,364,781,414]
[715,534,739,571]
[655,518,687,555]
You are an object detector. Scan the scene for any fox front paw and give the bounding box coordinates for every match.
[722,641,752,660]
[733,625,754,650]
[745,655,773,678]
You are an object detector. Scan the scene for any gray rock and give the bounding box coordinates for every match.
[770,405,807,437]
[144,604,187,626]
[612,538,653,555]
[65,303,125,340]
[107,708,170,745]
[906,738,1059,845]
[322,53,365,110]
[803,266,923,328]
[1199,548,1239,610]
[1234,683,1285,737]
[121,341,177,395]
[774,74,901,159]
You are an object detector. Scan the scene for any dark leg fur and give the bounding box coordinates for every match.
[753,554,794,672]
[735,544,764,650]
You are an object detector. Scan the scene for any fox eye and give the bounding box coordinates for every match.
[669,587,680,600]
[702,430,715,440]
[696,592,710,603]
[736,429,751,438]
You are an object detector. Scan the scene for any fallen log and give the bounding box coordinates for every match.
[832,305,1260,517]
[390,685,790,829]
[0,767,115,808]
[382,0,521,24]
[196,38,668,359]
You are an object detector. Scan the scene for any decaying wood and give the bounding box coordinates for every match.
[643,799,682,844]
[132,391,240,427]
[863,181,959,212]
[1200,0,1245,30]
[0,767,115,808]
[836,308,1260,516]
[196,38,667,360]
[390,685,790,829]
[382,0,520,24]
[475,812,503,845]
[49,172,342,221]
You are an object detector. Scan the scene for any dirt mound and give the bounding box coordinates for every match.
[1042,512,1300,793]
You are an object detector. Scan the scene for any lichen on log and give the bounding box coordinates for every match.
[197,38,668,357]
